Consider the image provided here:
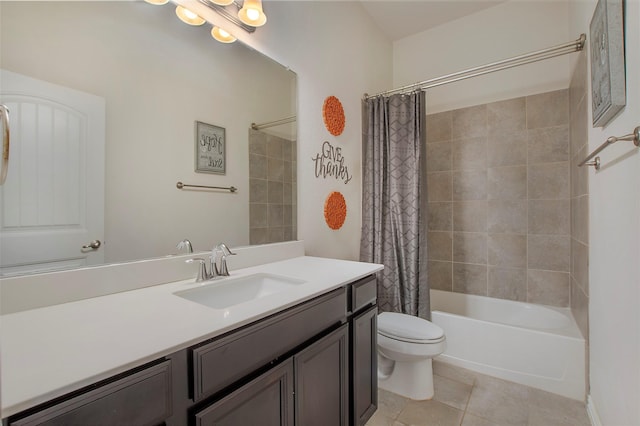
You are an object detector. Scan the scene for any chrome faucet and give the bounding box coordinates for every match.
[212,243,236,277]
[176,239,193,254]
[185,258,208,282]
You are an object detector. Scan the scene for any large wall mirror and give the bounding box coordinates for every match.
[0,1,297,277]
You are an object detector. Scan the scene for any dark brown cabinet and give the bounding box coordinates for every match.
[194,359,295,426]
[5,275,378,426]
[295,324,349,426]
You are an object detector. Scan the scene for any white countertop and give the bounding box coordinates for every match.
[1,256,383,418]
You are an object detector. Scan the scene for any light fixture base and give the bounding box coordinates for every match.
[197,0,256,33]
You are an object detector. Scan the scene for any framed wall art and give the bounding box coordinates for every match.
[195,121,226,174]
[589,0,626,128]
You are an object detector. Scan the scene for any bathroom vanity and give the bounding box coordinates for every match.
[1,254,382,426]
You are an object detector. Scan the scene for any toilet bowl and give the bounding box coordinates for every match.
[377,312,446,400]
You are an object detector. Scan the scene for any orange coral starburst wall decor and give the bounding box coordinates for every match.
[322,96,345,136]
[324,191,347,230]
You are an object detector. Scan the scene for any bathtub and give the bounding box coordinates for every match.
[430,289,585,401]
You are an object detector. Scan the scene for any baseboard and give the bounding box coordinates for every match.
[587,395,603,426]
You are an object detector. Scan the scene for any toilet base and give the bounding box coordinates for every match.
[378,358,435,400]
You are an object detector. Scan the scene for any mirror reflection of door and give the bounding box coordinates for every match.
[0,70,105,276]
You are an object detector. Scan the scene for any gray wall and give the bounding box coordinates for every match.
[249,129,297,245]
[426,89,572,306]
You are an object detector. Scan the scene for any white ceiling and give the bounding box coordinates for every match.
[359,0,506,41]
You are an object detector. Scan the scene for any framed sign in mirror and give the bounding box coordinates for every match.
[589,0,626,128]
[195,121,226,174]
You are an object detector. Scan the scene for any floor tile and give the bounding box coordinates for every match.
[461,413,503,426]
[378,389,409,419]
[434,374,473,410]
[397,399,464,426]
[433,360,478,386]
[465,375,530,426]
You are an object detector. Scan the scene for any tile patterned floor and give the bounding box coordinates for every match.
[366,361,592,426]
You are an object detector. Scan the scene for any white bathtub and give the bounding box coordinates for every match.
[430,289,585,400]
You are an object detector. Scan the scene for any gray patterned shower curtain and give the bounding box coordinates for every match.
[360,91,429,319]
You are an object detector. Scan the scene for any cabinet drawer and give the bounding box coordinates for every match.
[9,360,172,426]
[192,287,346,401]
[350,275,377,313]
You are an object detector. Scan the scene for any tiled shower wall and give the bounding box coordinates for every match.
[426,89,572,306]
[249,129,297,245]
[569,50,589,340]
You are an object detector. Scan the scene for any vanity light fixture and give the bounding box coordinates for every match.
[211,26,237,43]
[175,5,206,26]
[238,0,266,27]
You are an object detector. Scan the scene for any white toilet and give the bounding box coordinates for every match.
[377,312,446,400]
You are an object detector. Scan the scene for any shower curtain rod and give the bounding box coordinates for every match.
[364,34,586,99]
[251,116,297,130]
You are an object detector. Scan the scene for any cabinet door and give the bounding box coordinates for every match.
[194,359,294,426]
[294,324,349,426]
[9,361,172,426]
[352,306,378,426]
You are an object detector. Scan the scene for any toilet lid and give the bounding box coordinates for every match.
[378,312,444,342]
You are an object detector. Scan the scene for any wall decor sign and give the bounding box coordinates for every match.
[589,0,626,127]
[323,96,345,136]
[195,121,225,174]
[312,140,353,184]
[324,191,347,230]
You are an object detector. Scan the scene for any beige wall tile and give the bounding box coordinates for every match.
[488,234,527,268]
[428,260,453,291]
[427,111,452,143]
[428,231,453,261]
[571,145,589,197]
[528,162,569,200]
[266,136,283,158]
[487,131,527,167]
[528,126,569,164]
[488,267,527,301]
[571,278,589,339]
[527,269,570,307]
[428,202,453,231]
[570,95,589,156]
[250,203,267,228]
[487,199,527,234]
[427,172,452,202]
[526,89,569,129]
[268,204,284,226]
[453,201,487,232]
[453,232,487,264]
[487,97,526,135]
[453,170,487,201]
[249,153,267,179]
[268,181,284,203]
[267,157,284,182]
[453,136,487,171]
[529,199,570,235]
[426,141,452,172]
[572,238,589,296]
[250,178,268,203]
[249,130,267,155]
[488,166,527,200]
[528,235,570,271]
[453,263,487,296]
[249,227,268,245]
[571,195,589,244]
[453,104,487,139]
[267,226,284,243]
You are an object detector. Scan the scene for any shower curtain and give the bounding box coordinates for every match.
[360,91,429,319]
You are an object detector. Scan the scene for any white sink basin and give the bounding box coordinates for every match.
[173,273,306,309]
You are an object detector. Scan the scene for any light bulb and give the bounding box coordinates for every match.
[175,5,205,26]
[246,8,260,22]
[211,26,237,43]
[144,0,169,5]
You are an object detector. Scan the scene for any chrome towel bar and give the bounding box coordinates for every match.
[176,181,237,193]
[578,126,640,170]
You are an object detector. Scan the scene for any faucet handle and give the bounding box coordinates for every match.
[185,258,208,282]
